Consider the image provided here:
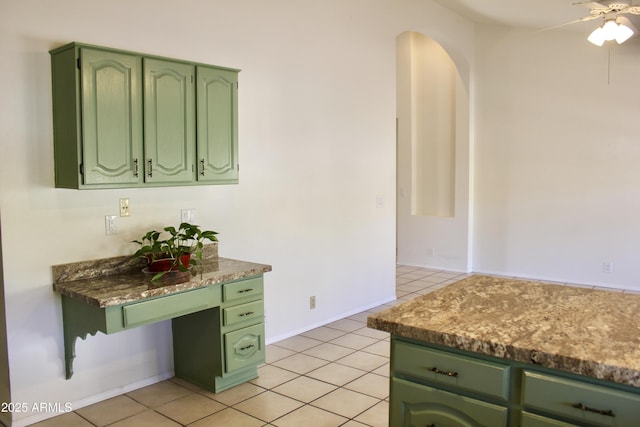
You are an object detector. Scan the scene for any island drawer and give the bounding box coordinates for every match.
[223,300,264,327]
[392,339,510,400]
[521,411,576,427]
[222,277,263,303]
[523,370,640,427]
[391,377,508,427]
[122,285,220,328]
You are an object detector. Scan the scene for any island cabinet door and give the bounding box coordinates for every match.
[390,377,508,427]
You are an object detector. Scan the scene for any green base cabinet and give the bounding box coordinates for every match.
[390,337,640,427]
[50,42,239,189]
[172,276,265,393]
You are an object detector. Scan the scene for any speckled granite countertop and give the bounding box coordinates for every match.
[53,245,272,307]
[367,275,640,388]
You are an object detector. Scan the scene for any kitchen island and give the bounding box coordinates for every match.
[367,275,640,427]
[53,244,271,392]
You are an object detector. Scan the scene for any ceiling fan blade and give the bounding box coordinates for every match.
[573,1,608,10]
[536,14,602,32]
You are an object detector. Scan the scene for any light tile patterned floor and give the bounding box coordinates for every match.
[31,266,467,427]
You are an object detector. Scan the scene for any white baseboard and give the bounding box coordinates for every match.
[12,371,174,427]
[265,294,397,345]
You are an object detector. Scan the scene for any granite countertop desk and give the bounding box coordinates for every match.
[367,274,640,388]
[53,245,272,383]
[53,253,272,307]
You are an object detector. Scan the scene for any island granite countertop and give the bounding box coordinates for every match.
[53,245,272,307]
[367,274,640,388]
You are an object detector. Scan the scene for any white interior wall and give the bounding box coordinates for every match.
[0,0,475,425]
[473,24,640,289]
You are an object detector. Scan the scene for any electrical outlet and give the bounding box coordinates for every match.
[603,261,614,273]
[105,215,117,235]
[181,208,196,223]
[119,198,130,217]
[310,296,316,310]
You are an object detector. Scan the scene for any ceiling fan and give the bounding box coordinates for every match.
[546,1,640,45]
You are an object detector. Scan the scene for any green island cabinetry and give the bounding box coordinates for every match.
[50,42,238,189]
[53,253,270,393]
[368,275,640,427]
[391,337,640,427]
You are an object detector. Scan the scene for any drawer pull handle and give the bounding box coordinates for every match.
[238,288,254,294]
[240,344,255,351]
[133,158,139,177]
[200,159,205,176]
[430,367,458,378]
[572,402,615,418]
[239,311,255,317]
[147,159,153,177]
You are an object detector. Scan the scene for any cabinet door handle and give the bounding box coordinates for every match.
[200,159,205,176]
[238,288,254,294]
[572,402,615,418]
[430,367,458,378]
[240,344,255,351]
[133,158,139,177]
[239,311,255,317]
[147,159,153,177]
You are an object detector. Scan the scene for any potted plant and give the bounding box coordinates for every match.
[132,222,218,282]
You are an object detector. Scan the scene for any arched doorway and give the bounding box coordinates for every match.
[396,31,472,272]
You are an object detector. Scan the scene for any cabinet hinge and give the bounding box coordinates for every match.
[77,57,81,69]
[79,163,84,175]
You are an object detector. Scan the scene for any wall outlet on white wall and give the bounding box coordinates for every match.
[603,261,614,273]
[181,209,196,223]
[309,296,316,310]
[105,215,117,235]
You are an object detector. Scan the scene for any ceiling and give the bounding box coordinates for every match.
[433,0,639,33]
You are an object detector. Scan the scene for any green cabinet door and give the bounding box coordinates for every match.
[80,48,143,186]
[196,66,239,184]
[391,377,508,427]
[144,58,195,184]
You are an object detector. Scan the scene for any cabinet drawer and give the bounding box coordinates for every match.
[224,323,265,372]
[521,412,577,427]
[223,300,263,327]
[122,286,220,328]
[391,377,508,427]
[222,277,263,303]
[523,371,640,426]
[392,339,510,400]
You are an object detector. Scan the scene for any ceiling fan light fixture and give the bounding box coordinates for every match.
[601,19,619,40]
[587,16,638,46]
[588,26,606,46]
[615,22,634,43]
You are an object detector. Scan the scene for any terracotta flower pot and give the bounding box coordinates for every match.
[147,254,192,273]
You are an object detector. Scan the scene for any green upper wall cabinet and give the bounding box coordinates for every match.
[196,66,238,183]
[50,42,239,189]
